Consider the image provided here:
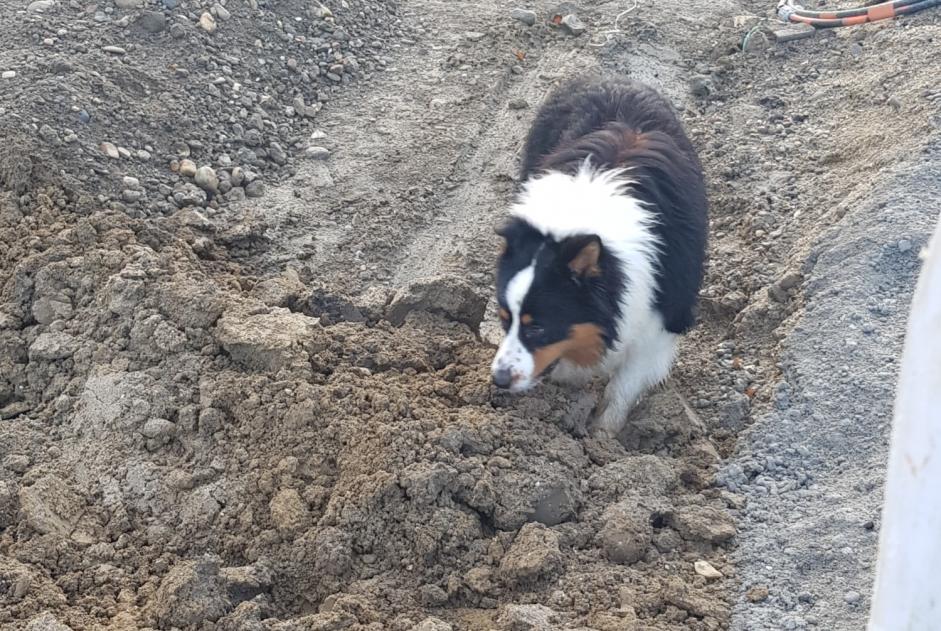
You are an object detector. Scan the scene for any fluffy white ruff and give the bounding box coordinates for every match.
[509,163,678,435]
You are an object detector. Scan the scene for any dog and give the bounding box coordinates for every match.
[490,77,708,436]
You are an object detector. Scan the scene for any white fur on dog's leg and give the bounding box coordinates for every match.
[591,329,678,437]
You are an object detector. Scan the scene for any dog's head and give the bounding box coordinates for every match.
[490,217,613,391]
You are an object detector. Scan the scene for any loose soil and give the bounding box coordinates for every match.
[1,0,938,630]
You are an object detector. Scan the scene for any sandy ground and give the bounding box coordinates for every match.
[1,0,939,629]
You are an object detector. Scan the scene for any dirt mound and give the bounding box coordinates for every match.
[0,181,733,629]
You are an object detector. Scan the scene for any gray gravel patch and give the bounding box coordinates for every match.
[725,139,941,630]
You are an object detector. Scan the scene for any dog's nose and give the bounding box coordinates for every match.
[492,367,512,389]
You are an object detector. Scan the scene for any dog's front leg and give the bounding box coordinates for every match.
[592,330,677,437]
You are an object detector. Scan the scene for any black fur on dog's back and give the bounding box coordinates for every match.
[518,77,708,334]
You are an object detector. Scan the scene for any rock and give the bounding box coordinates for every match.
[4,454,30,473]
[28,332,77,361]
[199,12,217,33]
[179,159,198,177]
[25,613,73,631]
[100,142,120,159]
[245,180,265,197]
[122,176,141,189]
[268,142,287,165]
[509,98,529,110]
[114,0,142,7]
[102,46,127,55]
[215,307,325,372]
[27,0,56,13]
[148,556,231,628]
[140,11,167,33]
[560,14,586,36]
[499,523,562,584]
[663,579,730,619]
[2,71,16,79]
[219,563,273,604]
[269,488,310,532]
[386,276,487,328]
[411,618,453,631]
[898,238,913,253]
[195,166,219,193]
[213,3,231,20]
[718,392,750,431]
[510,8,537,26]
[418,584,449,606]
[496,604,559,630]
[598,509,651,565]
[306,146,331,160]
[671,505,736,543]
[122,189,143,203]
[694,560,723,580]
[173,183,208,208]
[689,75,713,99]
[746,584,770,602]
[844,590,862,605]
[464,31,486,41]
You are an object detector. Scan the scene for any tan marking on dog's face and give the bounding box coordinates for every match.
[498,308,510,322]
[520,313,533,325]
[532,323,605,377]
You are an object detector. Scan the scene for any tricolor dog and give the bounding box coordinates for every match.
[491,77,708,436]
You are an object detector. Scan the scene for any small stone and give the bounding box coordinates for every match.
[170,23,186,38]
[114,0,142,7]
[27,0,56,13]
[148,557,230,628]
[779,272,802,290]
[560,14,586,36]
[199,12,217,33]
[3,454,30,473]
[689,74,713,99]
[194,165,219,193]
[499,523,562,584]
[496,604,558,630]
[746,585,769,603]
[102,45,127,55]
[1,71,16,79]
[100,142,120,159]
[179,159,198,177]
[509,98,529,110]
[122,189,143,203]
[139,11,167,33]
[844,590,861,605]
[510,8,537,26]
[78,110,91,124]
[122,176,141,190]
[173,183,208,208]
[245,180,265,197]
[213,3,231,20]
[672,505,736,543]
[694,560,723,580]
[306,146,331,160]
[161,0,178,7]
[464,31,486,41]
[897,239,912,253]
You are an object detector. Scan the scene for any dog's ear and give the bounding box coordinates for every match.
[561,235,602,278]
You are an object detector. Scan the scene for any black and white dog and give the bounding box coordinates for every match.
[491,77,708,436]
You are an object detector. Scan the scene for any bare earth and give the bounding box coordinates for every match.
[1,0,939,629]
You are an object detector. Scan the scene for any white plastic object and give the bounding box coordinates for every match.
[868,218,941,629]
